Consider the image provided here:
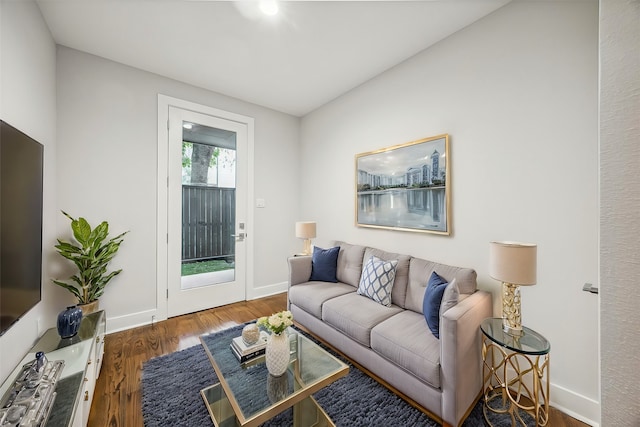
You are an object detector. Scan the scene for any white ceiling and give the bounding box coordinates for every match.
[37,0,510,117]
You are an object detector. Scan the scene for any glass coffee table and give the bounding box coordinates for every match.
[199,328,348,427]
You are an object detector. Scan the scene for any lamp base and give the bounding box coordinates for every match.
[301,239,312,256]
[502,282,523,336]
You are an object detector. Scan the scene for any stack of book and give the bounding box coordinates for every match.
[230,331,269,362]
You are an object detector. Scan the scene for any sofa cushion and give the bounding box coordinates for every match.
[405,257,477,313]
[309,246,340,282]
[333,241,366,288]
[423,272,449,339]
[371,310,441,388]
[357,256,398,306]
[288,281,355,319]
[363,247,411,308]
[439,278,459,317]
[322,293,402,347]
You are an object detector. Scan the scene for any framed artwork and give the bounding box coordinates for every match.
[355,134,450,235]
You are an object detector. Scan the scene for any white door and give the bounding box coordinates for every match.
[166,106,247,317]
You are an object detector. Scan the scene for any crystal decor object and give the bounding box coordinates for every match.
[241,323,260,346]
[0,352,64,427]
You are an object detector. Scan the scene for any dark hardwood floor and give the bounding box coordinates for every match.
[88,293,588,427]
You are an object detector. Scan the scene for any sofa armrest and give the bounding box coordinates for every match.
[288,256,312,287]
[440,290,492,426]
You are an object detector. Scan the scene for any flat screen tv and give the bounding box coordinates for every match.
[0,120,44,336]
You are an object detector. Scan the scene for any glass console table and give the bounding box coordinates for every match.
[480,318,550,427]
[200,328,348,427]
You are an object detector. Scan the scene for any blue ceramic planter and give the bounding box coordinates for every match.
[57,305,82,338]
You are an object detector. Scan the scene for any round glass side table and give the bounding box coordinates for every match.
[480,318,550,427]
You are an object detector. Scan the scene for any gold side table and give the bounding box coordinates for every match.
[480,318,550,427]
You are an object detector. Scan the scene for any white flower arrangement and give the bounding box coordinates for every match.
[257,310,293,335]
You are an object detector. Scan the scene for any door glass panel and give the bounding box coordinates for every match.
[180,121,236,290]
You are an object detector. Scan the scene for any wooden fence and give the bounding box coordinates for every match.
[182,185,235,262]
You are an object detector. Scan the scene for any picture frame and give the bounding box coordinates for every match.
[355,134,450,235]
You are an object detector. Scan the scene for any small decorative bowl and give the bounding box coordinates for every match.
[242,323,260,346]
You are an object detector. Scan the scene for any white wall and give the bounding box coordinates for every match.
[600,0,640,425]
[300,1,599,424]
[55,47,300,332]
[0,0,58,382]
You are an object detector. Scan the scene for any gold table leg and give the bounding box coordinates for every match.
[293,395,335,427]
[482,336,549,426]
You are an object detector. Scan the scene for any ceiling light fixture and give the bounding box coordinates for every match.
[183,122,193,130]
[259,0,279,16]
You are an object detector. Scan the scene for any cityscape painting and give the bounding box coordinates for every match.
[356,134,450,235]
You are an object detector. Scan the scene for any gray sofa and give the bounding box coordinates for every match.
[287,241,492,427]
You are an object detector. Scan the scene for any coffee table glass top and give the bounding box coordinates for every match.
[200,327,348,426]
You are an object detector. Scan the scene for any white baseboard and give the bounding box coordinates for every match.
[246,281,288,300]
[104,283,288,333]
[550,382,600,426]
[106,308,159,334]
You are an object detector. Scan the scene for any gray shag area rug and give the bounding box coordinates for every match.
[142,324,520,427]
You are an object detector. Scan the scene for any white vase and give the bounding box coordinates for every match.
[265,332,289,376]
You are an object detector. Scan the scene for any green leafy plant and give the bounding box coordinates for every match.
[52,211,128,304]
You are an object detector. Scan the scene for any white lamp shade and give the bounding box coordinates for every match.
[489,241,537,286]
[295,221,316,239]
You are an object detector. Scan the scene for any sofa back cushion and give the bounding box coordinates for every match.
[363,247,411,308]
[405,257,477,314]
[333,241,366,288]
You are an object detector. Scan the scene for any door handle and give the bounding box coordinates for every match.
[232,233,246,241]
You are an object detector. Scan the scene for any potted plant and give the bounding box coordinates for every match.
[52,211,128,314]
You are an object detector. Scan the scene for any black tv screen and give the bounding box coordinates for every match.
[0,120,44,336]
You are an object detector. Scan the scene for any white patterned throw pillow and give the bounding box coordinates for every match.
[357,256,398,307]
[439,278,459,317]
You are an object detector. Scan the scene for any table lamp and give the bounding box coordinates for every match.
[295,221,316,256]
[489,241,537,336]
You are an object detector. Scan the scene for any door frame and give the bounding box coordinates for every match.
[157,94,255,321]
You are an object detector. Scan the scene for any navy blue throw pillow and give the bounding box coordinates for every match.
[423,271,449,339]
[309,246,340,282]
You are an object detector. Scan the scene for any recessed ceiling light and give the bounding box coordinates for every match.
[183,122,193,130]
[259,0,279,16]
